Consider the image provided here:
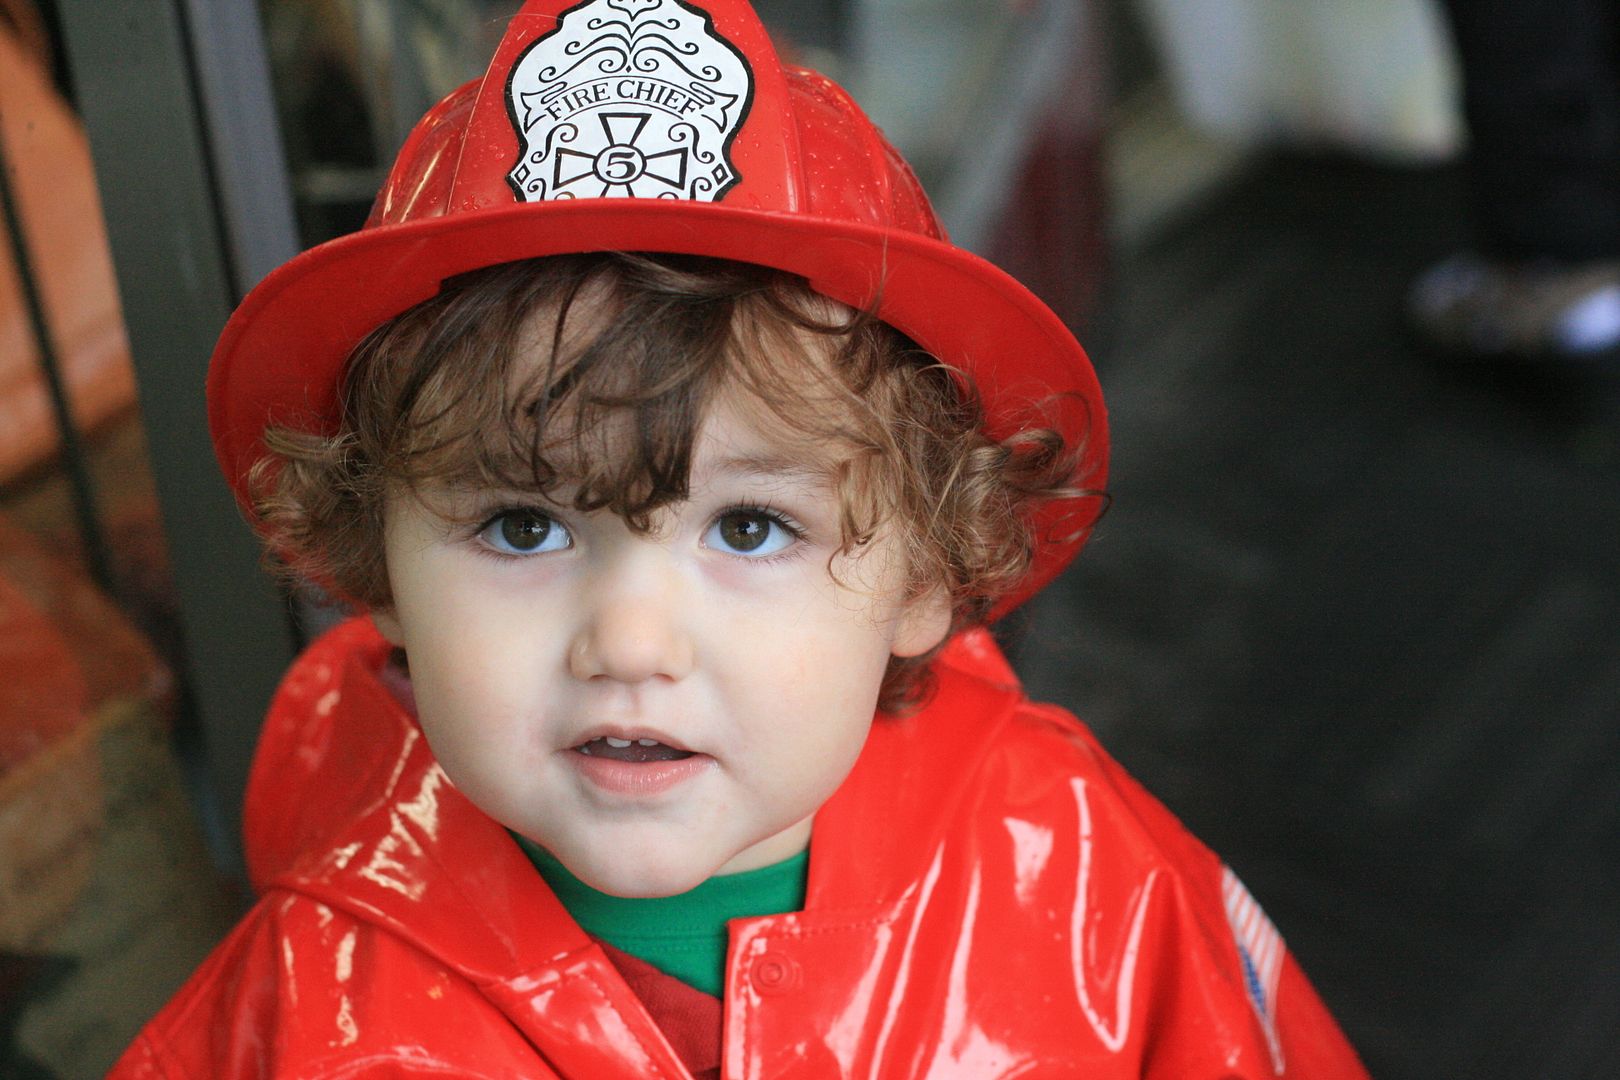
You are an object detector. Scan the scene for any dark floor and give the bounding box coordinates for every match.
[1017,153,1620,1079]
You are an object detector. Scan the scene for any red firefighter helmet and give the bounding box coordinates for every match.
[208,0,1107,615]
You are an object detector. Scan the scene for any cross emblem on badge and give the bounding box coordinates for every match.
[552,112,689,197]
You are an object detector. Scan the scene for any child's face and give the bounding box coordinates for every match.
[373,388,950,898]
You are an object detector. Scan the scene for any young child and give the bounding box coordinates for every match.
[114,1,1368,1076]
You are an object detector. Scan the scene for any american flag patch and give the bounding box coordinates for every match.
[1222,866,1286,1074]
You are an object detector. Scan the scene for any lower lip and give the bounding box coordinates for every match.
[569,750,712,797]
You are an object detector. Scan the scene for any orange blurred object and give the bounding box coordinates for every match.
[0,17,138,484]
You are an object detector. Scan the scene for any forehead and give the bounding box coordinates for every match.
[511,374,855,496]
[508,282,865,448]
[367,253,915,527]
[380,282,875,522]
[685,387,848,484]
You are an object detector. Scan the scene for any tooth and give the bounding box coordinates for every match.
[637,738,659,746]
[578,743,594,756]
[605,736,632,748]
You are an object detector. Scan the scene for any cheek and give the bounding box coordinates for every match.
[738,623,888,709]
[398,566,557,693]
[741,628,891,761]
[409,665,550,832]
[400,609,554,771]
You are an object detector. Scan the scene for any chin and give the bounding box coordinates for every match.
[574,854,719,899]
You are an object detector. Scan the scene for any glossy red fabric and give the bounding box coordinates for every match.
[110,618,1367,1078]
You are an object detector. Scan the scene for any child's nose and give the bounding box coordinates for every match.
[567,562,695,684]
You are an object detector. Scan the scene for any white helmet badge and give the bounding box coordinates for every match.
[506,0,754,202]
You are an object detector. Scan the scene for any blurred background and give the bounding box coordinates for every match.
[0,0,1615,1075]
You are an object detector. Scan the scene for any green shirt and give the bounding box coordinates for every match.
[514,835,808,997]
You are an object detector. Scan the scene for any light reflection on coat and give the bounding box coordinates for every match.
[111,617,1368,1078]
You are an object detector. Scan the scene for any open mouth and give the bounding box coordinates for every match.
[574,736,695,763]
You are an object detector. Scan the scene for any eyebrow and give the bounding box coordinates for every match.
[705,453,839,486]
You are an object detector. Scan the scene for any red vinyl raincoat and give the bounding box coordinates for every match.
[111,618,1367,1078]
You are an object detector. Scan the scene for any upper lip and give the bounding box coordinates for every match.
[570,725,698,754]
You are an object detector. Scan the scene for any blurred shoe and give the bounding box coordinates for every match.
[1407,253,1620,363]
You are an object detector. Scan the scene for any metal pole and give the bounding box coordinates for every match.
[54,0,302,876]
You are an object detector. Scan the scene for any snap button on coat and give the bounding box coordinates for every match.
[749,952,802,995]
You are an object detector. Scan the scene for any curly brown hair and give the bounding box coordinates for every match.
[250,252,1098,711]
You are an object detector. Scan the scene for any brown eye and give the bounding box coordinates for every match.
[708,509,795,557]
[719,511,768,551]
[482,510,568,555]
